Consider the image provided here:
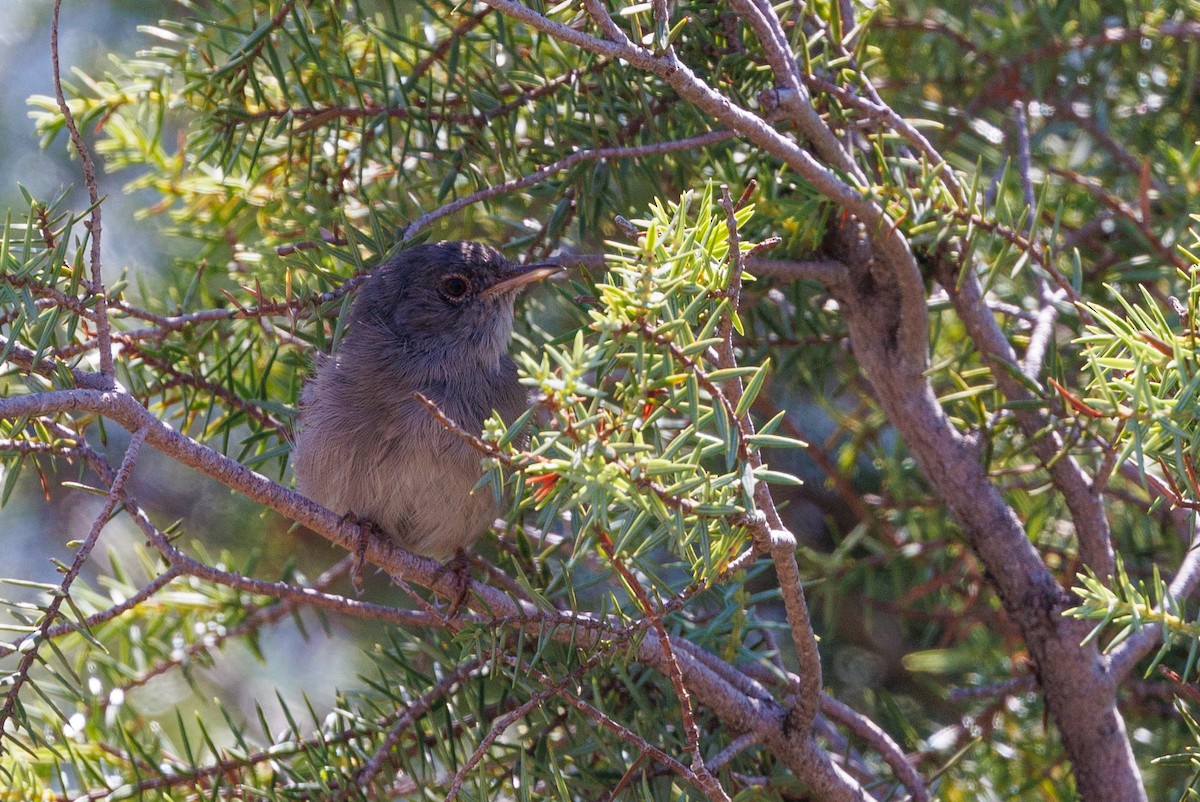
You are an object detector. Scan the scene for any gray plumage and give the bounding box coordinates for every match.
[293,241,556,558]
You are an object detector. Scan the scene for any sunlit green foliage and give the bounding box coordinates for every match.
[1,0,1199,798]
[495,189,790,588]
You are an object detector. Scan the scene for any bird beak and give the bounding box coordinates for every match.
[480,262,562,298]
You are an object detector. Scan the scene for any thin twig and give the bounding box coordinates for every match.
[820,695,930,802]
[122,340,290,438]
[0,426,147,749]
[1009,99,1063,384]
[443,613,714,802]
[1012,100,1037,234]
[714,189,823,734]
[348,657,488,798]
[1108,533,1200,679]
[523,661,711,794]
[934,253,1115,579]
[50,0,113,381]
[402,129,741,240]
[1048,165,1188,273]
[708,732,761,770]
[729,0,864,183]
[0,566,182,660]
[111,556,357,700]
[595,530,731,801]
[947,675,1037,702]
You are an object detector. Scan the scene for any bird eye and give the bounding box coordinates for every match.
[440,275,471,300]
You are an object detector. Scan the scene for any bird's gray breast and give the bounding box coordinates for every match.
[294,351,527,558]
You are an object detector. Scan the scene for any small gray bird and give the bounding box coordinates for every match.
[293,241,559,559]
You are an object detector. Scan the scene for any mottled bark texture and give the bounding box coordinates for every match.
[827,224,1147,802]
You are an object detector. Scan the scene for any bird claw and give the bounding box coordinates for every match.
[342,512,374,595]
[431,549,473,617]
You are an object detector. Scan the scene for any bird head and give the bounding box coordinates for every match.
[348,241,560,371]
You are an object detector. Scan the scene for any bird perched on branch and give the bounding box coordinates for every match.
[293,241,559,568]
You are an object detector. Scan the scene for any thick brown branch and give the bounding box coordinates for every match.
[835,258,1144,801]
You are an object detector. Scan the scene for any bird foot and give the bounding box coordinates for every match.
[431,549,473,617]
[342,512,376,595]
